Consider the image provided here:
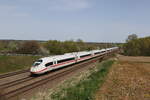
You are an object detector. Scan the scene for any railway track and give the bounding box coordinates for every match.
[0,50,118,100]
[0,76,34,89]
[0,69,29,79]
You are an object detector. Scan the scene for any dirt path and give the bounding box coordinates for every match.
[95,55,150,100]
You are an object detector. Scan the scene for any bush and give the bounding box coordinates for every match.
[17,41,41,54]
[123,36,150,56]
[44,40,98,55]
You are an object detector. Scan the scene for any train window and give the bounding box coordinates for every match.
[45,62,53,67]
[80,54,91,58]
[94,52,100,54]
[37,60,42,62]
[58,57,75,63]
[33,60,42,66]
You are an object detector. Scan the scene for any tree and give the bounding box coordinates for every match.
[123,36,150,56]
[17,41,40,54]
[126,34,138,42]
[44,40,64,55]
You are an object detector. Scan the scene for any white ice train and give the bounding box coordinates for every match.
[30,47,118,74]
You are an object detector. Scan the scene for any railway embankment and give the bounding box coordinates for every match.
[30,58,115,100]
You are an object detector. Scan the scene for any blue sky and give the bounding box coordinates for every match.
[0,0,149,42]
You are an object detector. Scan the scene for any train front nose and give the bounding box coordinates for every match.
[30,66,47,75]
[31,59,43,74]
[30,67,36,73]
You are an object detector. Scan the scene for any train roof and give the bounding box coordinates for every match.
[37,47,118,63]
[99,49,106,52]
[106,47,118,50]
[40,51,91,62]
[41,54,75,62]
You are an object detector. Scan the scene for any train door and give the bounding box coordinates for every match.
[75,54,78,62]
[91,51,94,57]
[53,58,57,64]
[75,54,80,62]
[53,58,57,69]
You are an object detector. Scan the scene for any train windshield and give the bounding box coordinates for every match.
[33,59,43,66]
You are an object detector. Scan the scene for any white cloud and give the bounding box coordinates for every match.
[0,0,92,17]
[12,13,29,17]
[48,0,91,11]
[19,0,92,11]
[0,5,17,11]
[0,4,29,17]
[0,5,17,15]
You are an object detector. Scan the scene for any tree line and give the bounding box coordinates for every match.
[123,34,150,56]
[0,39,118,55]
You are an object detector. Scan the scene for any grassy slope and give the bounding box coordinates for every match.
[51,59,115,100]
[0,56,40,74]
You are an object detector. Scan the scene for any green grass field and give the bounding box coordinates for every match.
[0,55,41,74]
[51,59,115,100]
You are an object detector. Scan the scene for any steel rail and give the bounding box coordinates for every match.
[0,69,29,79]
[0,76,34,89]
